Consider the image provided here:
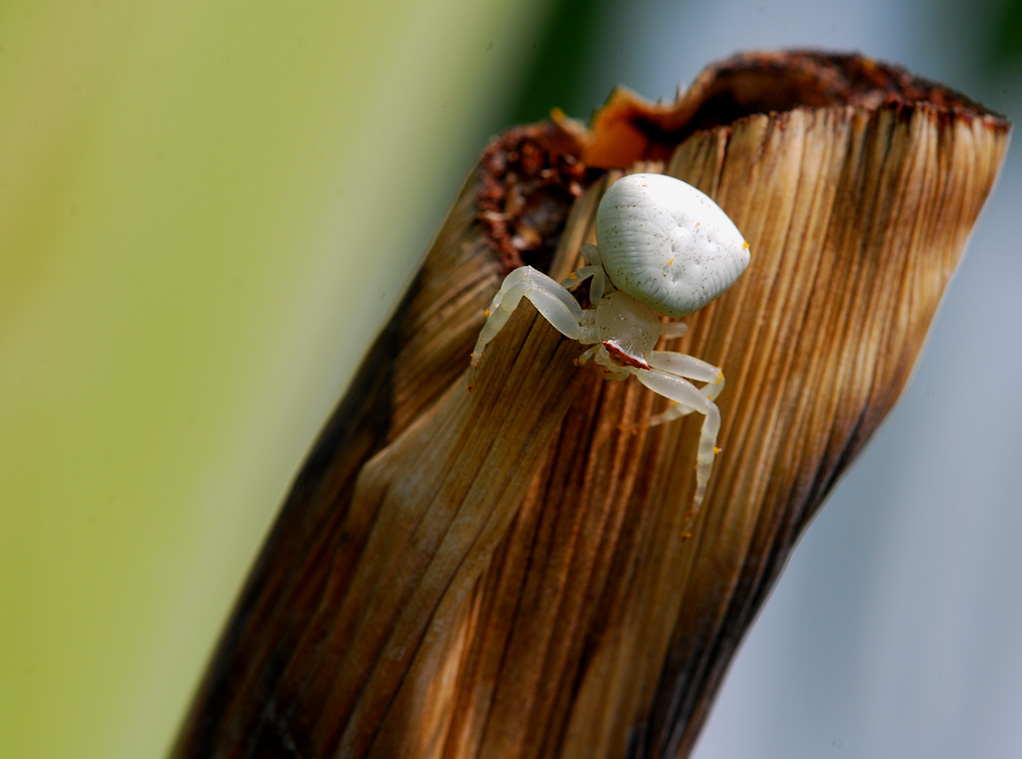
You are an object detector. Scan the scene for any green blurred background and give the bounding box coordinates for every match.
[2,1,1019,757]
[0,1,564,755]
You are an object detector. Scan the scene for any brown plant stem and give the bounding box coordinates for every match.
[173,51,1010,759]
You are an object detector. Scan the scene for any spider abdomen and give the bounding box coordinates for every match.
[596,173,750,318]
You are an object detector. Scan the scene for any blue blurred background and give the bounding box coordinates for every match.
[1,1,1018,757]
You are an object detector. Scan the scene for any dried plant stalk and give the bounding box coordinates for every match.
[174,51,1009,758]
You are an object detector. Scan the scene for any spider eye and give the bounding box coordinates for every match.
[595,173,750,317]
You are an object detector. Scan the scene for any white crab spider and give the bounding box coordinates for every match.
[471,173,750,513]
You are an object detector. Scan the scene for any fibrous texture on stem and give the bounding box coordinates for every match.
[174,51,1010,759]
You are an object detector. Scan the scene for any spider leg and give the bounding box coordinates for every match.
[561,265,602,291]
[647,352,725,402]
[471,266,584,367]
[577,243,609,301]
[576,344,601,365]
[580,242,600,267]
[658,320,688,339]
[562,243,609,302]
[632,367,721,513]
[634,353,724,424]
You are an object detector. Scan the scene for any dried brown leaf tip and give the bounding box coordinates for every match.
[174,51,1010,759]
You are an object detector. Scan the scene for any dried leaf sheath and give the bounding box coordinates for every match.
[629,105,1008,757]
[173,52,1009,758]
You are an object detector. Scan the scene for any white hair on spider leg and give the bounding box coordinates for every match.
[470,173,750,521]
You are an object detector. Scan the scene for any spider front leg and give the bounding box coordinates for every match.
[471,266,585,367]
[647,352,725,408]
[631,363,722,514]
